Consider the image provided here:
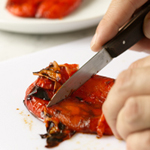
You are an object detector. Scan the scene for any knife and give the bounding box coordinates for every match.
[47,2,150,107]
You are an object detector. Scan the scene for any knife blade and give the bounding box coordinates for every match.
[47,2,150,107]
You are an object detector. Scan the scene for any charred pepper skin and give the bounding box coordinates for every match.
[24,61,114,147]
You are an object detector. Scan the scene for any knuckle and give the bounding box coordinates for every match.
[129,56,150,68]
[129,61,138,68]
[115,69,134,90]
[124,97,140,124]
[116,97,141,139]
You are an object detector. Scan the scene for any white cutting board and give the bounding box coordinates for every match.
[0,37,148,150]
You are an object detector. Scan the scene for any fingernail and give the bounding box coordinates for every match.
[115,134,123,140]
[144,12,150,39]
[91,33,98,50]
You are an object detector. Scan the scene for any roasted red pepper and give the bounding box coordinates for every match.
[6,0,82,19]
[24,61,114,147]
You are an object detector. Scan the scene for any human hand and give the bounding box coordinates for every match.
[90,0,150,149]
[91,0,150,53]
[102,55,150,150]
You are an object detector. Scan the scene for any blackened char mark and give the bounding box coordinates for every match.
[27,86,50,101]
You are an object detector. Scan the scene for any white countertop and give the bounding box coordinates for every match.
[0,26,96,62]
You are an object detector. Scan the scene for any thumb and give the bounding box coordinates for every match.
[91,0,147,52]
[143,11,150,39]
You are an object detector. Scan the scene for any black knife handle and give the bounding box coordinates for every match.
[103,1,150,58]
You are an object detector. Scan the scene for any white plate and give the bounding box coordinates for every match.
[0,0,111,34]
[0,37,148,150]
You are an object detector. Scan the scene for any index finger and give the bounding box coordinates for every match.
[91,0,147,52]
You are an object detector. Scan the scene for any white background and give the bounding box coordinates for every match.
[0,37,148,150]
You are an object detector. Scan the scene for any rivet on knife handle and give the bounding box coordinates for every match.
[103,2,150,58]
